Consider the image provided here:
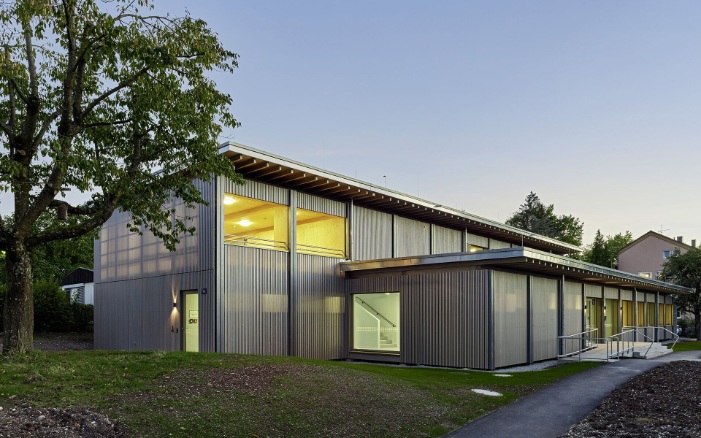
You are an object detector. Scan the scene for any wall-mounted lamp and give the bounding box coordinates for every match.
[173,302,177,308]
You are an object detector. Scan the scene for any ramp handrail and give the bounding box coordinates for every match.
[558,329,605,361]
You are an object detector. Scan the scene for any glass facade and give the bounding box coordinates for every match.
[352,292,400,352]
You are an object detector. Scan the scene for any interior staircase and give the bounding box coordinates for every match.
[379,332,398,350]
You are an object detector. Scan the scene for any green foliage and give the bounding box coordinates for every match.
[580,230,633,268]
[662,248,701,339]
[0,281,92,333]
[506,192,584,246]
[0,350,598,437]
[0,0,243,352]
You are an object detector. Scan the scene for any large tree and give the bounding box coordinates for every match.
[505,192,583,246]
[661,248,701,339]
[0,0,241,354]
[581,229,633,268]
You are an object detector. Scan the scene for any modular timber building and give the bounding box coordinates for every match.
[94,142,691,369]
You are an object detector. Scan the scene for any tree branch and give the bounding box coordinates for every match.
[48,200,101,216]
[81,66,149,118]
[83,118,132,129]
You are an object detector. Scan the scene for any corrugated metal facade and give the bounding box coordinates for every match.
[431,225,462,255]
[352,206,393,260]
[296,191,346,216]
[295,254,345,359]
[220,245,289,355]
[492,271,528,368]
[585,284,602,298]
[489,239,512,250]
[348,270,491,369]
[563,281,583,354]
[94,179,216,351]
[531,276,558,361]
[620,289,633,301]
[223,178,288,204]
[465,232,489,249]
[394,216,430,257]
[604,287,619,300]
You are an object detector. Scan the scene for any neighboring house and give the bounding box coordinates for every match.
[617,231,695,280]
[93,142,691,369]
[61,267,95,305]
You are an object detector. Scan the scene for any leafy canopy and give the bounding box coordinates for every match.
[661,248,701,339]
[505,192,583,246]
[0,0,242,251]
[580,229,633,268]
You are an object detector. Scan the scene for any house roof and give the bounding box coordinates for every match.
[61,267,94,286]
[617,230,695,256]
[340,247,693,295]
[219,142,581,255]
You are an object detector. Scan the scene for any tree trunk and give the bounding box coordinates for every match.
[695,308,701,341]
[2,242,34,354]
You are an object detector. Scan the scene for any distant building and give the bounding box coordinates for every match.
[617,231,695,280]
[60,267,94,305]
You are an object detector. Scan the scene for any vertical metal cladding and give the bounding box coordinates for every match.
[93,271,214,351]
[620,289,633,301]
[94,178,217,351]
[465,232,488,249]
[349,270,491,369]
[352,206,392,260]
[296,191,346,216]
[563,281,583,354]
[295,254,345,359]
[604,287,618,300]
[431,225,462,255]
[223,177,288,204]
[585,283,602,298]
[530,276,558,361]
[221,245,289,355]
[394,216,430,257]
[489,239,511,250]
[492,271,528,368]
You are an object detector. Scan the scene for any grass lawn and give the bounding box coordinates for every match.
[0,350,598,437]
[671,340,701,351]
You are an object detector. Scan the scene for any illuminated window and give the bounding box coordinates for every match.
[665,304,673,325]
[647,303,656,326]
[637,302,645,327]
[468,244,487,253]
[296,208,346,258]
[622,301,634,327]
[638,272,652,279]
[352,293,400,352]
[223,194,289,251]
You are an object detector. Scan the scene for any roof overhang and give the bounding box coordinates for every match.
[340,247,694,295]
[219,142,581,255]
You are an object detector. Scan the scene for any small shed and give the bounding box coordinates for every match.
[61,267,95,305]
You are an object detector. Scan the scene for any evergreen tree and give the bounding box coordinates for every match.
[506,192,583,246]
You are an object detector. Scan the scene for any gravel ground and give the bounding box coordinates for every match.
[562,361,701,437]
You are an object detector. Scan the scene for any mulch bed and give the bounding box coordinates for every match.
[562,361,701,437]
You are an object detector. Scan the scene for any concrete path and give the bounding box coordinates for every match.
[444,350,701,438]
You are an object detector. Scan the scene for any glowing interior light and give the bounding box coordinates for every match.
[237,219,253,227]
[223,196,236,205]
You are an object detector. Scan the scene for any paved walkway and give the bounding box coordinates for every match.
[444,350,701,438]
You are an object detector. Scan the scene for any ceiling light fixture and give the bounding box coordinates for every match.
[223,196,236,205]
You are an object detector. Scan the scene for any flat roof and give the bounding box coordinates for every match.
[340,247,693,294]
[219,141,581,254]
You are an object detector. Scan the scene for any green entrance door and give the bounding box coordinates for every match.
[181,290,199,352]
[586,298,601,342]
[604,299,619,338]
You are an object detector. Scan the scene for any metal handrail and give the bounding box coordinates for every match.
[355,296,397,328]
[224,234,289,251]
[637,325,680,350]
[558,329,601,361]
[609,326,679,359]
[296,242,346,258]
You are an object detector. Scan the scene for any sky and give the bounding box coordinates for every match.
[7,1,701,246]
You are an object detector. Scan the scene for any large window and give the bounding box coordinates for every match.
[352,292,400,352]
[622,301,634,327]
[223,194,289,251]
[296,208,346,258]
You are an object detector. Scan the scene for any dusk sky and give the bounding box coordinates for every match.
[156,0,701,246]
[10,1,701,247]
